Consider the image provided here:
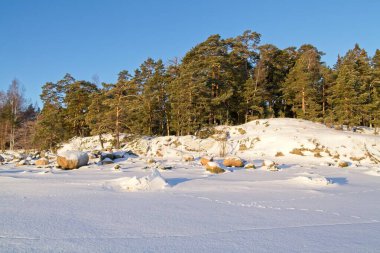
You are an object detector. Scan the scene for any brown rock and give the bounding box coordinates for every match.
[244,163,256,169]
[205,162,225,174]
[223,156,244,167]
[200,156,213,166]
[57,151,89,170]
[338,161,349,168]
[35,158,49,166]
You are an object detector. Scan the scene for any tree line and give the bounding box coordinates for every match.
[1,30,379,151]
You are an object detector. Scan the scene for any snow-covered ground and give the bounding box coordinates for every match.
[1,118,380,252]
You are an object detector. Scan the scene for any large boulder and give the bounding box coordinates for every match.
[223,156,244,167]
[35,158,49,166]
[57,151,89,170]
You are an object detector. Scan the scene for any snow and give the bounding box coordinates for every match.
[1,118,380,252]
[206,161,220,168]
[104,169,168,192]
[291,173,332,186]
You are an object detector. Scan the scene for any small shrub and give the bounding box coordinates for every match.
[275,152,284,157]
[196,127,215,139]
[237,128,246,135]
[290,148,304,156]
[350,156,365,162]
[239,144,248,151]
[172,139,181,147]
[156,150,163,157]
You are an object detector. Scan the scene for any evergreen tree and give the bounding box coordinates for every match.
[86,89,109,149]
[282,45,323,120]
[101,71,138,149]
[328,57,361,127]
[64,80,98,137]
[133,58,168,135]
[370,49,380,132]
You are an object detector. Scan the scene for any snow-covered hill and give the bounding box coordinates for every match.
[1,118,380,252]
[60,118,380,166]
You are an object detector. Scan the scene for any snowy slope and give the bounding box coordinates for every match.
[1,118,380,252]
[60,118,380,167]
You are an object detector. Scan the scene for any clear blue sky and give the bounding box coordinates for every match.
[0,0,379,106]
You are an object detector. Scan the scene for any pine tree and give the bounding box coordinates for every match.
[371,49,380,132]
[102,71,138,149]
[328,44,373,128]
[33,74,74,150]
[133,58,168,135]
[282,45,323,120]
[64,80,98,137]
[86,89,109,149]
[328,61,360,127]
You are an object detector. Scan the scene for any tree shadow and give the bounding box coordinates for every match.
[327,177,348,185]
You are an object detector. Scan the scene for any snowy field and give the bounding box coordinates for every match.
[1,119,380,252]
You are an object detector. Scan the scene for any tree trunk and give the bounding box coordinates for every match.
[115,105,120,149]
[301,87,306,114]
[99,134,104,150]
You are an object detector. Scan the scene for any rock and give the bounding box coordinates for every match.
[57,151,89,170]
[244,163,256,169]
[158,165,172,170]
[200,156,213,166]
[205,162,225,174]
[263,160,275,167]
[16,160,28,166]
[35,158,49,166]
[338,161,349,168]
[89,153,98,159]
[268,164,279,171]
[183,154,195,162]
[147,158,156,164]
[0,155,4,163]
[101,152,115,161]
[113,151,126,159]
[262,160,279,171]
[126,150,138,157]
[101,158,114,165]
[113,164,121,170]
[15,153,26,161]
[223,156,244,167]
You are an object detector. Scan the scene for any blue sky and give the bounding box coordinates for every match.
[0,0,379,105]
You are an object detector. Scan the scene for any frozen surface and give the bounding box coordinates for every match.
[1,119,380,252]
